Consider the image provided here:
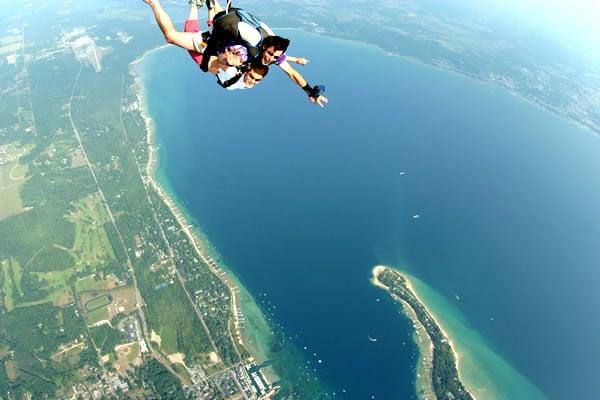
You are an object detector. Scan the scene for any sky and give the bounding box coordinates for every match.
[496,0,600,59]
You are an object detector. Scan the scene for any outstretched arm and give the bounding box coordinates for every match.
[143,0,198,51]
[285,56,309,66]
[278,60,328,107]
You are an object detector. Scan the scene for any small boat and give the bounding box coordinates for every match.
[413,214,420,219]
[368,335,378,342]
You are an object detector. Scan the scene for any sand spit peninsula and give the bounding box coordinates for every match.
[372,266,475,400]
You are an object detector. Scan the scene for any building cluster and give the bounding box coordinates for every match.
[239,362,276,399]
[184,361,276,400]
[70,371,129,399]
[0,143,29,165]
[117,315,143,344]
[61,30,106,73]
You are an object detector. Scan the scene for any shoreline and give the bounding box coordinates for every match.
[128,47,277,381]
[132,49,246,349]
[274,27,599,138]
[372,265,477,400]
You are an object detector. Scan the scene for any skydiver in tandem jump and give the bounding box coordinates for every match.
[142,0,328,106]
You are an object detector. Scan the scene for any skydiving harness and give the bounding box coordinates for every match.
[216,64,248,89]
[212,7,270,60]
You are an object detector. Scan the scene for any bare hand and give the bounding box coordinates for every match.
[310,95,328,107]
[296,58,309,66]
[223,48,243,67]
[143,0,157,6]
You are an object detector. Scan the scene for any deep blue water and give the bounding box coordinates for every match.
[141,31,600,399]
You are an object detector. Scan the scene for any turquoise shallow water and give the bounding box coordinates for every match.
[139,31,600,399]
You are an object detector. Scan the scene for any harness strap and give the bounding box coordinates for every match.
[217,66,246,88]
[236,10,269,59]
[211,8,269,61]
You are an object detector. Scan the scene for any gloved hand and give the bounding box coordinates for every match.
[303,84,325,98]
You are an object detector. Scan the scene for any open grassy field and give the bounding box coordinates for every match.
[0,258,37,311]
[32,269,73,288]
[85,294,113,311]
[0,89,18,130]
[1,259,15,311]
[0,140,32,198]
[159,326,178,354]
[75,273,119,293]
[172,362,192,383]
[5,360,18,381]
[15,286,71,309]
[2,267,75,310]
[114,342,141,373]
[125,342,140,363]
[80,285,137,325]
[0,161,28,221]
[28,269,73,306]
[0,259,73,310]
[68,193,115,268]
[26,245,75,272]
[87,306,110,325]
[9,259,22,297]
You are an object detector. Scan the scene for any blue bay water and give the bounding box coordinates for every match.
[139,31,600,399]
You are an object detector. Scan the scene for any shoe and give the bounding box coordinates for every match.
[188,0,205,7]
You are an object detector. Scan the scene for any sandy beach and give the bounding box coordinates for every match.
[126,47,290,392]
[128,49,248,353]
[372,265,477,399]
